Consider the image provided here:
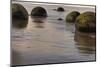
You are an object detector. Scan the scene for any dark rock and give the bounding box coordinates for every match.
[12,3,28,20]
[66,11,80,23]
[31,6,47,18]
[53,9,56,11]
[57,7,64,12]
[57,18,63,20]
[75,12,96,32]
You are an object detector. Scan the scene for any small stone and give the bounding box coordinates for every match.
[12,3,28,20]
[57,18,63,20]
[31,6,47,18]
[57,7,64,12]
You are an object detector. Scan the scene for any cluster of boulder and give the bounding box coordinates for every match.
[12,3,48,28]
[12,3,48,24]
[12,4,48,19]
[66,11,96,33]
[12,3,96,33]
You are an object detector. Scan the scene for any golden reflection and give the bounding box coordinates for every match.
[33,23,44,28]
[74,31,96,54]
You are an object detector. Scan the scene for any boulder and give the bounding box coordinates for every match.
[75,12,96,32]
[57,7,64,12]
[12,3,28,20]
[31,6,47,18]
[66,11,80,23]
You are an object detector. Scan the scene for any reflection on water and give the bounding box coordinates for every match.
[12,18,28,28]
[74,31,96,54]
[31,17,46,23]
[33,22,45,28]
[12,1,96,66]
[31,17,46,28]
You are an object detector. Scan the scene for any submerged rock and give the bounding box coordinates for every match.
[57,7,64,12]
[31,6,47,18]
[57,18,63,20]
[52,9,56,11]
[76,12,96,32]
[12,3,28,20]
[66,11,80,23]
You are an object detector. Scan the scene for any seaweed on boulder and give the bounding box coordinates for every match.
[66,11,80,23]
[75,11,96,32]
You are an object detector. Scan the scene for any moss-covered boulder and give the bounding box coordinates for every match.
[75,12,96,32]
[12,3,28,28]
[12,3,28,20]
[31,7,47,17]
[57,7,64,12]
[66,11,80,23]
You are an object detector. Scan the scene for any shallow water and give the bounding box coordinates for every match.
[11,1,96,65]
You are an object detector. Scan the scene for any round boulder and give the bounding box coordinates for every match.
[66,11,80,23]
[12,3,28,20]
[57,7,64,12]
[31,6,47,17]
[75,12,96,32]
